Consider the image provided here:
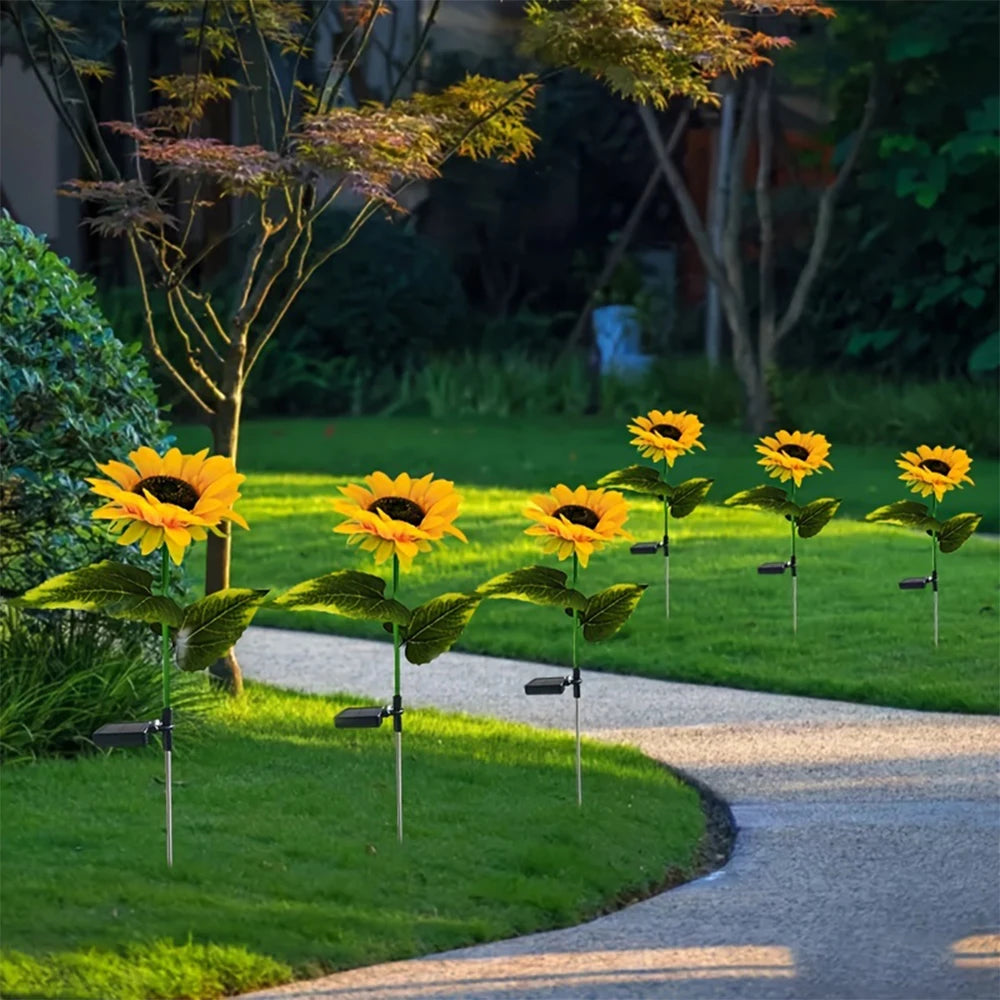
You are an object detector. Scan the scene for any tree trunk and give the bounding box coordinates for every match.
[705,87,736,367]
[205,390,244,695]
[744,365,774,435]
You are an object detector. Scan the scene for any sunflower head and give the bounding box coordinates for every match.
[523,484,632,568]
[86,446,248,565]
[754,429,832,488]
[628,409,706,467]
[897,445,974,503]
[333,471,466,570]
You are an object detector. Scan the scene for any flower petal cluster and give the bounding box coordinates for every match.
[897,445,974,502]
[333,471,466,569]
[628,409,705,467]
[523,484,632,568]
[755,430,832,487]
[88,446,247,564]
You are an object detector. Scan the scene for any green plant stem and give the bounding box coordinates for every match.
[391,555,401,697]
[160,547,171,708]
[571,554,579,672]
[663,496,670,619]
[390,553,403,841]
[930,498,939,647]
[571,553,581,807]
[790,484,798,635]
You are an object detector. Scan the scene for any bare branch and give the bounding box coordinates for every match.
[185,2,210,141]
[117,2,147,187]
[10,10,100,176]
[165,288,226,400]
[776,70,879,341]
[560,110,689,356]
[29,0,120,179]
[244,198,382,376]
[318,1,383,115]
[638,103,744,335]
[386,0,441,103]
[222,2,261,145]
[281,0,331,143]
[127,235,214,416]
[173,287,224,364]
[183,287,231,345]
[245,0,287,147]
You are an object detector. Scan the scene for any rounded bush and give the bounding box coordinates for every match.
[0,213,168,595]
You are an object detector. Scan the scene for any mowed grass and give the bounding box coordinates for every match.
[0,685,704,1000]
[177,417,1000,714]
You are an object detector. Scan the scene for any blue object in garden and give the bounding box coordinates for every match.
[592,305,652,377]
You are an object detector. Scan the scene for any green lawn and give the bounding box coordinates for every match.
[0,684,704,1000]
[177,417,1000,714]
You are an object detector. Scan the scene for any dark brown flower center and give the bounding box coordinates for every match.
[651,423,682,441]
[553,504,600,529]
[369,496,425,526]
[134,475,199,510]
[777,444,810,461]
[919,459,951,476]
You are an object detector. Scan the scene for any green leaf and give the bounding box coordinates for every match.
[723,486,799,516]
[14,560,183,627]
[864,500,940,531]
[961,286,986,309]
[968,331,999,374]
[104,594,184,628]
[595,465,672,499]
[937,513,982,554]
[580,584,647,643]
[669,477,714,519]
[273,570,410,626]
[176,589,269,672]
[404,593,482,665]
[796,498,842,539]
[477,565,587,612]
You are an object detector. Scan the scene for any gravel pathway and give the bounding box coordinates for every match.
[234,626,1000,1000]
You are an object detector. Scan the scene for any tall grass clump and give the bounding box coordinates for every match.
[415,350,590,417]
[0,607,208,765]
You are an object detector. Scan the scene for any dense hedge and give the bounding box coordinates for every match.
[0,214,168,596]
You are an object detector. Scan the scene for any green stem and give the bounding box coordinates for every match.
[160,547,171,709]
[930,498,939,577]
[391,555,401,698]
[571,554,579,672]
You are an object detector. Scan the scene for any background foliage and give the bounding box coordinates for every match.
[789,0,999,378]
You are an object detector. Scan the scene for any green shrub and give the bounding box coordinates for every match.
[0,606,207,764]
[0,215,169,596]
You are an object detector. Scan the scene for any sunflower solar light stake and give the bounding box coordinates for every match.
[864,445,980,647]
[597,409,713,619]
[14,447,265,867]
[477,485,645,806]
[274,472,479,842]
[724,431,841,634]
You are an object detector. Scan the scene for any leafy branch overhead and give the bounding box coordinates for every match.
[866,502,981,552]
[523,0,834,109]
[478,565,645,642]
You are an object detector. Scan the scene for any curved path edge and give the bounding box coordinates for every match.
[233,626,1000,1000]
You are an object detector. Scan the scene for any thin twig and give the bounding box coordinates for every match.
[128,235,213,416]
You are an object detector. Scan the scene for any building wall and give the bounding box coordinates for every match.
[1,55,80,263]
